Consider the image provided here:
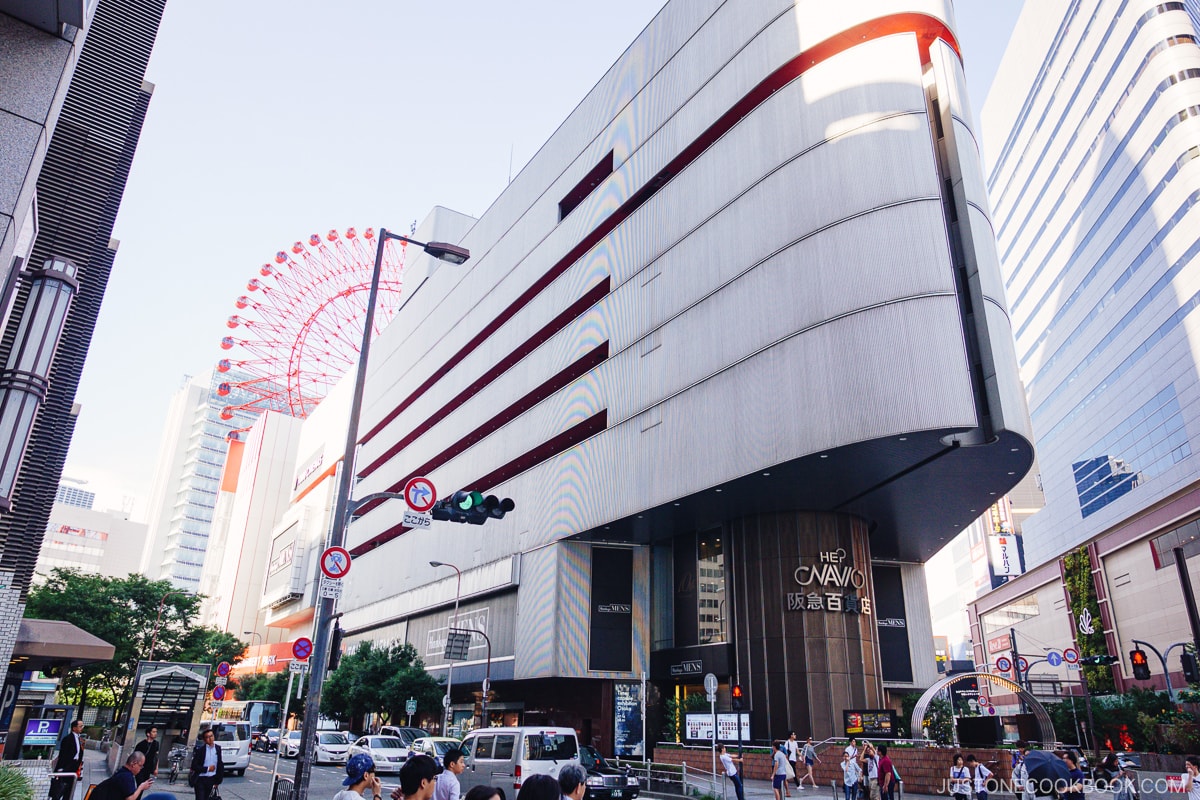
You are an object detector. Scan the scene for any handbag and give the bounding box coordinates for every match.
[785,759,796,780]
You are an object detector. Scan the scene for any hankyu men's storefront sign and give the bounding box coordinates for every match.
[669,660,703,676]
[785,548,872,615]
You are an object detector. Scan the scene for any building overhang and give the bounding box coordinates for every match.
[0,0,90,34]
[12,618,114,672]
[576,427,1034,562]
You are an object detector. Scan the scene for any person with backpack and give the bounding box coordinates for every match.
[966,755,993,800]
[950,753,970,800]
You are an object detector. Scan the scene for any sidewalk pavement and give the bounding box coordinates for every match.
[648,775,960,800]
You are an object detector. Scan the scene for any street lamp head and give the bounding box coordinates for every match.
[430,560,444,568]
[423,242,470,265]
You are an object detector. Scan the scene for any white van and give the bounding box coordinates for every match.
[458,727,580,795]
[198,721,252,776]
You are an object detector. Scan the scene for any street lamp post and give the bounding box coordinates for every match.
[431,561,462,733]
[147,591,192,662]
[243,631,263,674]
[290,229,469,800]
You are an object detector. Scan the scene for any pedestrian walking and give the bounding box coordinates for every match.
[334,754,382,800]
[841,751,862,800]
[800,737,821,789]
[1182,755,1199,800]
[861,743,880,800]
[773,742,791,800]
[950,754,970,800]
[396,754,439,800]
[134,726,160,784]
[784,733,801,792]
[966,755,993,800]
[434,749,466,800]
[50,719,85,800]
[717,744,746,800]
[559,764,587,800]
[188,728,223,800]
[844,738,859,760]
[877,745,895,800]
[1059,753,1084,800]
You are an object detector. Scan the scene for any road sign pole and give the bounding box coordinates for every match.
[271,668,296,793]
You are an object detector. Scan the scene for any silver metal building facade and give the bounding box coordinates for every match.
[335,0,1033,747]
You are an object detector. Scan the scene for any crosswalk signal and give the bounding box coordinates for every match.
[431,489,516,524]
[1182,652,1200,684]
[731,684,744,711]
[1129,649,1151,680]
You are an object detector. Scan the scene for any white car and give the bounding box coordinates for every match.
[314,732,351,765]
[281,730,304,758]
[348,735,407,774]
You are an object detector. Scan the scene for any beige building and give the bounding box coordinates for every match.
[36,501,149,579]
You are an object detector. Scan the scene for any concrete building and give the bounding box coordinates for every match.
[969,0,1200,704]
[35,501,147,578]
[0,0,165,672]
[141,371,260,591]
[315,0,1034,749]
[198,410,302,643]
[54,483,94,509]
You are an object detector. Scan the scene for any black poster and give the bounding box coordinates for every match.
[590,547,634,671]
[871,565,913,683]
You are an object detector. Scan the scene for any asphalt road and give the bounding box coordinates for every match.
[152,750,393,800]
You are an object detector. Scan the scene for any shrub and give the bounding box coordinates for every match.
[0,764,33,800]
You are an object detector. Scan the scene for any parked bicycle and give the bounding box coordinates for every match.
[167,744,189,785]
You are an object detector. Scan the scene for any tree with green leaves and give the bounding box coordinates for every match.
[320,641,442,728]
[25,568,245,713]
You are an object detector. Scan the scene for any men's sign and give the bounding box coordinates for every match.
[786,548,871,615]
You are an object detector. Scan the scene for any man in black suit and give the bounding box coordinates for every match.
[189,728,223,800]
[49,719,85,800]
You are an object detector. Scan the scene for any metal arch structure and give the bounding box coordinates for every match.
[910,671,1056,744]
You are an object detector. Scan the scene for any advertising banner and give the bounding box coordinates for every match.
[988,534,1022,576]
[871,565,912,683]
[590,547,634,671]
[685,712,750,742]
[613,682,644,757]
[23,718,62,747]
[843,710,897,738]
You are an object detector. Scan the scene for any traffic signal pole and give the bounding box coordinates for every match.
[1173,547,1200,665]
[290,229,469,800]
[1131,639,1179,703]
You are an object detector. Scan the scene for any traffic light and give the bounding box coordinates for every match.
[1182,652,1200,684]
[431,489,516,524]
[1129,649,1151,680]
[1079,654,1118,666]
[731,684,744,711]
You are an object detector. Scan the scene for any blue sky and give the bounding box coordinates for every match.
[64,1,1024,514]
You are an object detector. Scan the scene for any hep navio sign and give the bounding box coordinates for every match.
[785,548,872,615]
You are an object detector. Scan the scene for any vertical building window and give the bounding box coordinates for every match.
[697,530,726,644]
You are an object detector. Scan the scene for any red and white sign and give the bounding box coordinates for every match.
[987,633,1012,654]
[216,661,231,677]
[292,637,313,661]
[1063,647,1080,664]
[404,476,437,513]
[1167,775,1186,793]
[320,546,351,579]
[995,656,1012,673]
[977,693,990,706]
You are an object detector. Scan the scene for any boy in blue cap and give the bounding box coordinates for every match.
[336,753,382,800]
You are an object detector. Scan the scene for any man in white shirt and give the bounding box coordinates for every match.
[784,733,800,793]
[717,744,745,800]
[434,749,465,800]
[188,729,223,800]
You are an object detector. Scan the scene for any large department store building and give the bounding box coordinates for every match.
[315,0,1036,748]
[969,0,1200,705]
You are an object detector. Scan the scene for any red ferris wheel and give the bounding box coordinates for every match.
[217,227,408,422]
